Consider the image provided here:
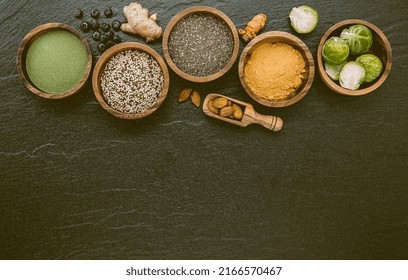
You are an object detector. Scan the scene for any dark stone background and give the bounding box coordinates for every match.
[1,0,407,259]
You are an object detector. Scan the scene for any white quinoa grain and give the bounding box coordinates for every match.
[101,50,164,114]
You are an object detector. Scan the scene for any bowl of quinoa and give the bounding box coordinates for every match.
[92,42,170,119]
[162,6,239,83]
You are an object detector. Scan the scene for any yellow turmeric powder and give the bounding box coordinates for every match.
[244,43,306,101]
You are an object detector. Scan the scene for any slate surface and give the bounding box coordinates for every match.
[0,0,407,260]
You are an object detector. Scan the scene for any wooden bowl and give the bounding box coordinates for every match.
[317,19,392,96]
[162,6,239,83]
[92,42,170,120]
[16,23,92,99]
[239,31,315,108]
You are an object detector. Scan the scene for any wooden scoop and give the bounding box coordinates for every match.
[203,93,283,131]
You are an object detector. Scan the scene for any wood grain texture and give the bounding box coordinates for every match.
[203,93,283,131]
[0,0,408,260]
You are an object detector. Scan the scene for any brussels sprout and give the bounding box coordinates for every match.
[289,5,318,34]
[340,25,373,55]
[325,61,345,81]
[356,54,383,83]
[322,37,350,65]
[339,61,366,90]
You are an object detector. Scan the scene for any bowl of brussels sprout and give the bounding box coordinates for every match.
[317,19,392,96]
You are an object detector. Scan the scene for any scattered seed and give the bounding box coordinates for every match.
[91,9,100,19]
[91,19,99,30]
[106,41,115,49]
[178,88,193,103]
[100,33,109,43]
[101,22,110,32]
[191,90,201,107]
[74,9,83,19]
[80,21,91,32]
[112,34,122,44]
[104,8,113,18]
[92,31,101,41]
[112,20,121,31]
[106,30,114,40]
[97,42,106,53]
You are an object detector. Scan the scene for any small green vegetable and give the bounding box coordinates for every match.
[340,24,373,55]
[322,37,350,65]
[339,61,366,90]
[356,54,383,83]
[289,5,319,34]
[325,61,345,81]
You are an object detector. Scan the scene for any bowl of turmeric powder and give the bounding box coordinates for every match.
[239,31,315,107]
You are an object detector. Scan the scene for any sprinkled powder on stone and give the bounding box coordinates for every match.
[101,50,164,114]
[169,13,234,77]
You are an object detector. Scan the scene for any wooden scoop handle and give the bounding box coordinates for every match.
[252,112,283,131]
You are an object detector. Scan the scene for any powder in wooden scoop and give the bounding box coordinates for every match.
[25,30,88,94]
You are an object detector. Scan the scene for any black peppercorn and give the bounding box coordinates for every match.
[106,41,115,49]
[101,22,110,32]
[100,33,109,43]
[98,42,106,53]
[92,31,101,41]
[106,31,114,40]
[112,20,121,31]
[74,9,83,19]
[90,19,99,30]
[80,21,91,32]
[112,34,122,44]
[104,8,113,18]
[91,9,100,19]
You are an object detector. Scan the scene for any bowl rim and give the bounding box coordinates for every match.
[162,6,240,83]
[317,19,393,96]
[16,23,92,99]
[238,31,315,108]
[92,42,170,120]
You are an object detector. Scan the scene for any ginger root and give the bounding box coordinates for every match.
[239,13,267,43]
[121,2,162,42]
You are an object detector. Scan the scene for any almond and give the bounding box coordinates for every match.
[191,90,201,108]
[178,88,192,103]
[220,106,234,118]
[207,100,219,115]
[212,97,229,109]
[232,104,243,120]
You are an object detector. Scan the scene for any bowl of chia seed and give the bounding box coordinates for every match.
[162,6,239,83]
[92,42,170,119]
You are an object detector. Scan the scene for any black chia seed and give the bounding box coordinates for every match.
[168,13,234,77]
[101,50,164,114]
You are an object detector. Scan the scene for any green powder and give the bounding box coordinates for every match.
[25,30,88,94]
